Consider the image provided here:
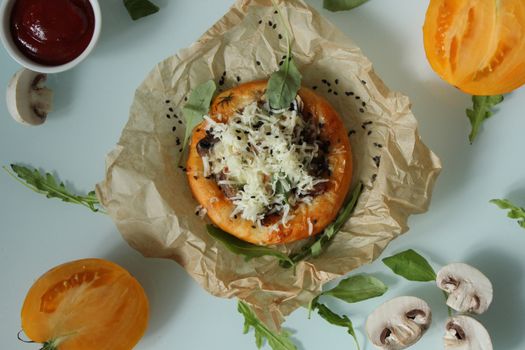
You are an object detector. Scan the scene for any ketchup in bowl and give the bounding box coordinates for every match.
[10,0,95,66]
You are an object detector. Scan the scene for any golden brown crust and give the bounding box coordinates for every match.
[186,80,353,245]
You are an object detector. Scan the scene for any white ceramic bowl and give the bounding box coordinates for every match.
[0,0,101,74]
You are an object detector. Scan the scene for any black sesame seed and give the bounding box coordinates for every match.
[268,21,273,26]
[334,91,338,95]
[361,80,367,85]
[251,225,256,229]
[169,107,174,112]
[348,130,356,136]
[356,96,361,100]
[322,79,328,84]
[174,114,179,119]
[184,97,188,101]
[274,135,279,138]
[237,136,241,140]
[273,24,277,29]
[335,79,339,84]
[312,86,318,90]
[166,114,171,119]
[279,60,284,66]
[258,19,262,24]
[234,215,238,219]
[274,10,278,14]
[359,108,365,113]
[367,130,372,135]
[178,120,183,124]
[165,99,170,104]
[266,132,271,136]
[313,219,318,224]
[373,156,381,167]
[222,71,226,76]
[243,131,249,134]
[251,195,256,199]
[172,126,177,132]
[328,89,332,93]
[278,34,283,39]
[236,76,241,82]
[219,80,224,86]
[256,61,261,66]
[193,176,198,180]
[362,102,366,107]
[179,148,183,152]
[282,55,287,59]
[178,165,183,169]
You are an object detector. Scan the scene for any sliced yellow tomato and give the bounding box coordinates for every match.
[424,0,525,95]
[21,259,149,350]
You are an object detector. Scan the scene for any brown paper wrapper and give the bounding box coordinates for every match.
[96,0,442,330]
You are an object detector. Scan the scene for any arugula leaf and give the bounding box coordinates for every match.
[181,80,217,155]
[3,164,103,213]
[281,183,363,267]
[466,95,504,144]
[207,225,294,266]
[238,301,297,350]
[491,199,525,229]
[322,274,387,304]
[267,1,302,110]
[382,249,436,282]
[123,0,159,20]
[315,303,360,350]
[323,0,369,12]
[267,56,302,110]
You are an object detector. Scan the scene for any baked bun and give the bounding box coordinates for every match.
[187,80,352,245]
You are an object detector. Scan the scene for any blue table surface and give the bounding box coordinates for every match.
[1,1,524,349]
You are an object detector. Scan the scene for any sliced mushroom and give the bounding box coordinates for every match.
[365,296,432,350]
[436,263,493,314]
[444,315,493,350]
[6,68,53,126]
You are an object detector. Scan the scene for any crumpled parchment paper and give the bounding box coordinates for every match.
[96,0,442,330]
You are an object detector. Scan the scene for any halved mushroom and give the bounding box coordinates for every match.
[6,68,53,126]
[365,296,432,350]
[444,315,493,350]
[436,263,493,314]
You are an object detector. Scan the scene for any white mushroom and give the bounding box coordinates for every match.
[6,68,53,126]
[365,296,432,350]
[436,263,493,314]
[444,315,493,350]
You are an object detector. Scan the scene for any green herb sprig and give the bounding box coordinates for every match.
[281,183,363,267]
[207,225,294,266]
[182,80,217,151]
[383,249,452,315]
[466,95,504,144]
[491,199,525,229]
[3,164,104,213]
[323,0,369,12]
[308,274,387,350]
[238,301,297,350]
[267,1,302,110]
[123,0,159,20]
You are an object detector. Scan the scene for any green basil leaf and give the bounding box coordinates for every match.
[4,164,103,213]
[322,274,387,303]
[123,0,159,20]
[181,80,216,155]
[267,56,302,110]
[281,183,363,268]
[315,303,360,350]
[207,225,294,266]
[491,199,525,229]
[323,0,369,12]
[382,249,436,282]
[238,301,297,350]
[466,95,504,144]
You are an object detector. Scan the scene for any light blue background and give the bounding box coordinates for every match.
[1,1,524,349]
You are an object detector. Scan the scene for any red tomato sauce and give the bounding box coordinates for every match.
[10,0,95,66]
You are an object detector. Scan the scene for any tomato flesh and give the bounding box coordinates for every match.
[21,259,149,350]
[424,0,525,95]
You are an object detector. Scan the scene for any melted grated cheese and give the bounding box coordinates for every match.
[204,101,325,226]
